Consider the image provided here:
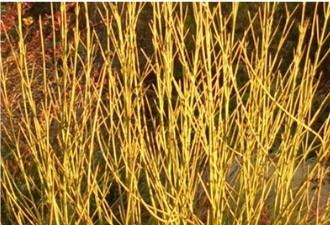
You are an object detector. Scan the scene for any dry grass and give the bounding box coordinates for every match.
[1,2,330,225]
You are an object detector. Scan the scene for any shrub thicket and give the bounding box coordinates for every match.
[1,2,329,225]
